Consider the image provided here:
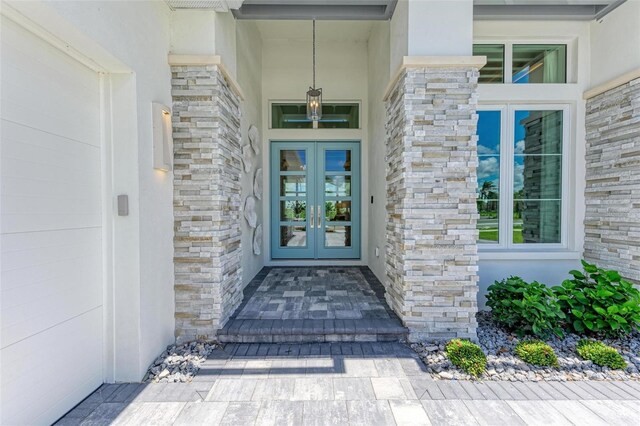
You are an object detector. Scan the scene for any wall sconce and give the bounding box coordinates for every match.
[152,103,173,171]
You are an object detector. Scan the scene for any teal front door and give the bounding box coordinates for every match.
[271,141,360,259]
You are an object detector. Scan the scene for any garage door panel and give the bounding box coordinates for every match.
[0,15,104,426]
[0,308,103,425]
[1,228,102,347]
[1,120,102,233]
[0,17,100,145]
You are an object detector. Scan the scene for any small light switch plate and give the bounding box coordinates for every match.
[117,194,129,216]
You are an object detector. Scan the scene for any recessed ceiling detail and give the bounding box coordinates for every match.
[165,0,243,11]
[232,0,397,20]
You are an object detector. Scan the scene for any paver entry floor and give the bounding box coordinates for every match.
[236,267,392,320]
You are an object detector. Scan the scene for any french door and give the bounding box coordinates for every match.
[270,141,360,259]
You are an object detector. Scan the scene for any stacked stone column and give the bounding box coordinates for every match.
[385,65,481,341]
[172,63,243,343]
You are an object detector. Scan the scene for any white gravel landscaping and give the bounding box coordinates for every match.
[144,341,217,383]
[412,311,640,381]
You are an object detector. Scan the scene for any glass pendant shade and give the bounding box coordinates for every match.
[306,87,322,121]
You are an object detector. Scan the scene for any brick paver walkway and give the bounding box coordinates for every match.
[56,342,640,425]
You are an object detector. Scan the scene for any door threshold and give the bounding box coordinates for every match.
[267,259,366,267]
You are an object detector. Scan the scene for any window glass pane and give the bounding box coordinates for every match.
[513,200,561,244]
[325,175,351,197]
[280,176,306,196]
[272,103,359,129]
[280,225,306,247]
[513,110,563,244]
[473,44,504,83]
[513,45,566,84]
[280,200,306,221]
[325,150,351,171]
[477,110,501,243]
[325,225,351,247]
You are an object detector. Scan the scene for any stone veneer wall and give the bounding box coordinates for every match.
[584,77,640,283]
[385,67,480,341]
[172,64,243,343]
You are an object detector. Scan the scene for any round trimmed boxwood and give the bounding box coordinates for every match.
[445,339,487,377]
[515,340,559,367]
[576,340,626,370]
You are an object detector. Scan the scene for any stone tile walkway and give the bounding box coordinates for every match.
[57,342,640,425]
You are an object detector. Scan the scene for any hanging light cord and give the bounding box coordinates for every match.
[312,19,316,89]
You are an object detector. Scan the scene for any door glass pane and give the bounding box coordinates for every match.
[513,44,566,84]
[280,225,306,247]
[325,150,351,171]
[325,200,351,222]
[325,225,351,247]
[280,200,306,221]
[473,44,504,83]
[280,150,307,171]
[477,110,501,244]
[325,175,351,196]
[280,176,306,196]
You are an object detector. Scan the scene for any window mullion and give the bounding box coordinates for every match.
[504,42,513,84]
[503,105,515,248]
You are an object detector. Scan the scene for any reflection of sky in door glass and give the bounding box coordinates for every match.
[325,150,351,171]
[280,150,307,171]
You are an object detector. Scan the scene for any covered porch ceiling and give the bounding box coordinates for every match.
[165,0,626,21]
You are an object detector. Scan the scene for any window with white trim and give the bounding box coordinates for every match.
[473,43,568,84]
[477,105,569,248]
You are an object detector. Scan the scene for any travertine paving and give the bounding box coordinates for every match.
[57,342,640,425]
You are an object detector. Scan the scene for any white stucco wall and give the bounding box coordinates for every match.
[589,0,640,88]
[367,21,390,283]
[260,26,370,265]
[237,20,265,285]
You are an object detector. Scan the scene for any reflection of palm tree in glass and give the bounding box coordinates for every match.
[480,181,497,200]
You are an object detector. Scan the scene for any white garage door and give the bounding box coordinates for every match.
[1,16,104,425]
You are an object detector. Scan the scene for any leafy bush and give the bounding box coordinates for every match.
[576,340,626,370]
[445,339,487,377]
[553,260,640,337]
[514,340,559,367]
[486,277,565,338]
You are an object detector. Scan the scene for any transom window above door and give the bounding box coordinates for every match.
[271,102,360,129]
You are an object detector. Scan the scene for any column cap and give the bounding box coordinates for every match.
[383,56,487,101]
[168,54,245,100]
[584,68,640,100]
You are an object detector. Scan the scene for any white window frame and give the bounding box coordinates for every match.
[473,38,575,84]
[268,100,362,130]
[477,103,571,251]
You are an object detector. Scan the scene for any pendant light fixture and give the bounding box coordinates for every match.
[306,19,322,122]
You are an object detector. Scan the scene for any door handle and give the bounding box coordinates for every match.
[309,205,314,228]
[317,204,322,229]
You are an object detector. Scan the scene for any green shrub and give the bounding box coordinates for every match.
[553,260,640,337]
[487,276,565,338]
[445,339,487,377]
[514,340,559,367]
[576,340,627,370]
